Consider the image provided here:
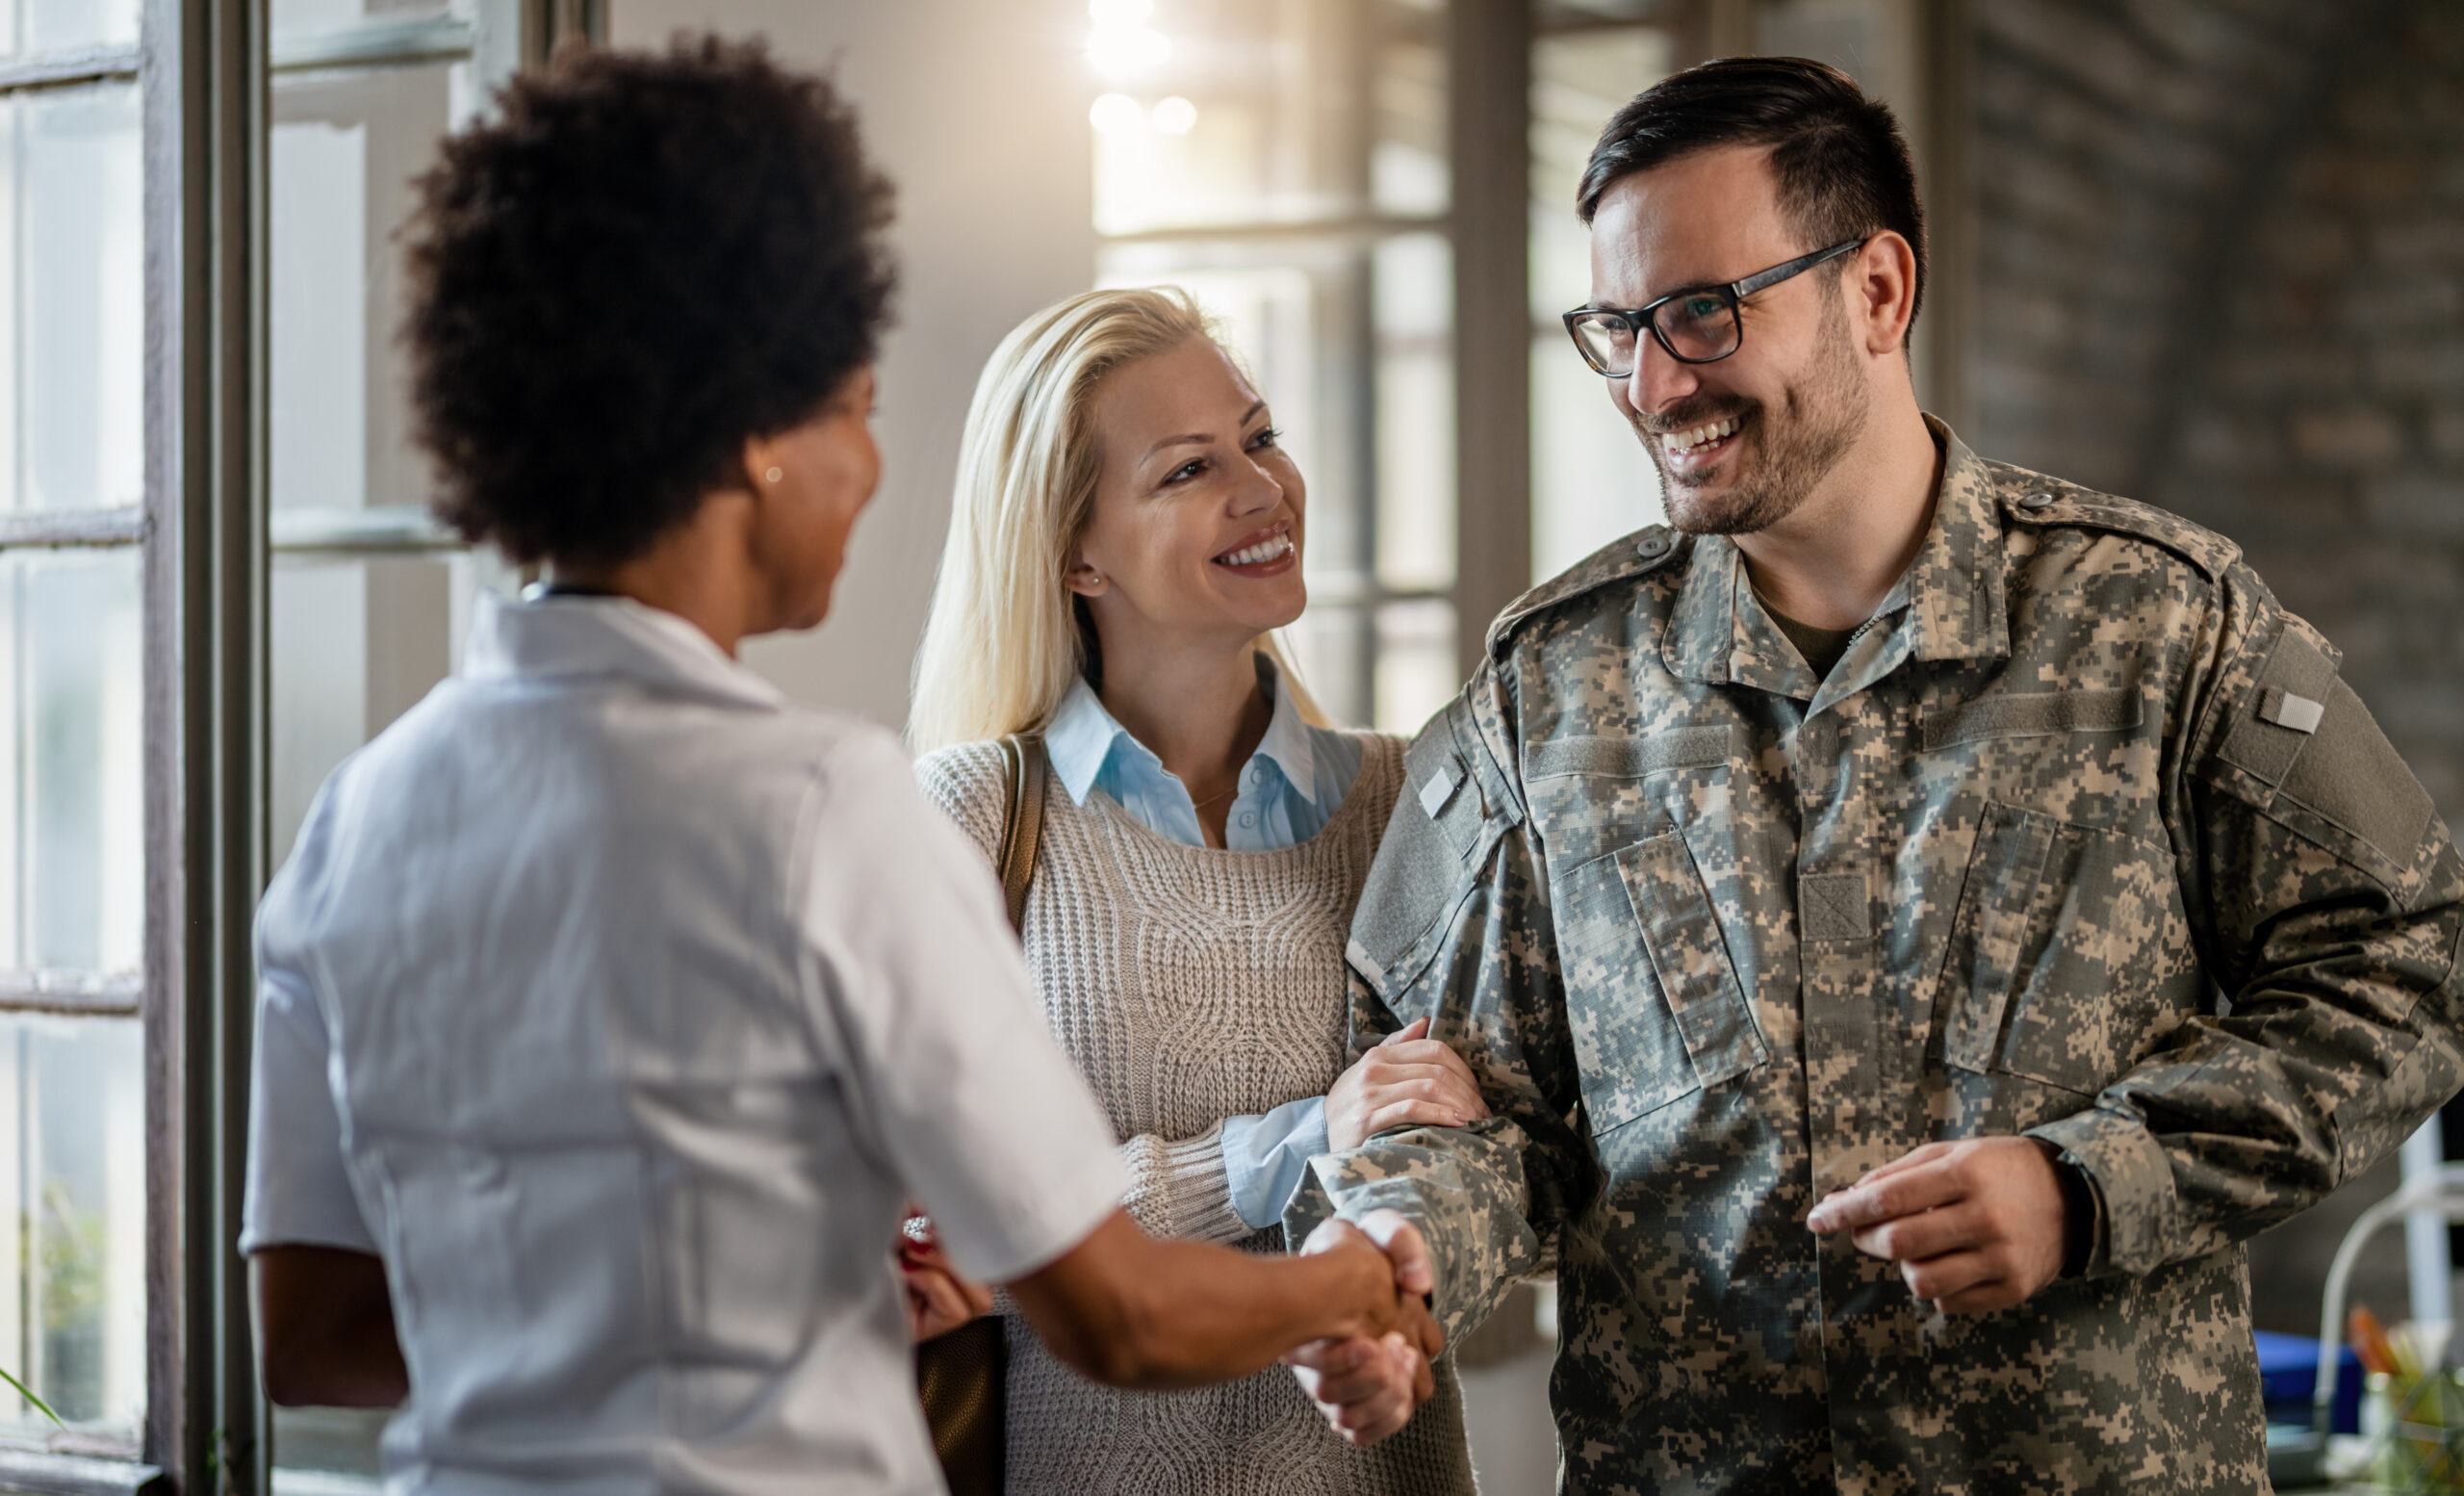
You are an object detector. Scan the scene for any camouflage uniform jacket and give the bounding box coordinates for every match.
[1288,420,2464,1493]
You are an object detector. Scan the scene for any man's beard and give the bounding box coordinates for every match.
[1634,297,1870,537]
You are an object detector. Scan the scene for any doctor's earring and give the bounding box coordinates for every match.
[763,466,783,484]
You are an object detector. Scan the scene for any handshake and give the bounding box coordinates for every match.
[899,1205,1446,1447]
[1285,1209,1447,1447]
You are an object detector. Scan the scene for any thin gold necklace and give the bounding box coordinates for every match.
[1190,781,1241,812]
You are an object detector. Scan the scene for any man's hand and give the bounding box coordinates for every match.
[1805,1137,2067,1315]
[1287,1209,1444,1446]
[1326,1019,1491,1151]
[897,1211,992,1342]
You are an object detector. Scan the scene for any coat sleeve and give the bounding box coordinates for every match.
[2028,566,2464,1277]
[1284,671,1595,1345]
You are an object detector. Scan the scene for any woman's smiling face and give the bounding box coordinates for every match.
[1069,337,1308,651]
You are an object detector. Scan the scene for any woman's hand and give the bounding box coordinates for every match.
[1324,1017,1490,1151]
[898,1210,993,1342]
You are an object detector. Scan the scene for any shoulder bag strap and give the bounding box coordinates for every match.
[994,733,1048,937]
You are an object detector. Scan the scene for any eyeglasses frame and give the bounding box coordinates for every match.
[1561,237,1869,377]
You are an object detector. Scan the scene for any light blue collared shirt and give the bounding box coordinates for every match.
[1043,656,1363,853]
[1043,656,1357,1228]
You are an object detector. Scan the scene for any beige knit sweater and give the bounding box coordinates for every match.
[916,733,1476,1496]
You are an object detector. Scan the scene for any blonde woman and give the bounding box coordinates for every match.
[910,287,1484,1495]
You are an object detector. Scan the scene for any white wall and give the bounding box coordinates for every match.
[612,0,1096,729]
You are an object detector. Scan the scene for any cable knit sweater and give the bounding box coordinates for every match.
[916,733,1477,1496]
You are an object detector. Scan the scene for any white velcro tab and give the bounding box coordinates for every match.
[1419,759,1464,818]
[2263,687,2325,735]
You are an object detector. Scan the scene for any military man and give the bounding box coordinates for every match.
[1282,55,2464,1491]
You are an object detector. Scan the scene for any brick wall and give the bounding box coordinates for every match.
[1968,0,2462,812]
[1965,0,2347,492]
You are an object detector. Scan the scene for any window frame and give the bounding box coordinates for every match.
[0,7,162,1489]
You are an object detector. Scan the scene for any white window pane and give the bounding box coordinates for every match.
[1284,605,1372,732]
[1375,233,1453,590]
[1528,26,1668,322]
[1373,599,1455,735]
[0,1015,144,1439]
[273,1406,387,1485]
[9,0,139,55]
[272,61,463,514]
[1373,1,1449,217]
[1091,0,1443,233]
[1530,329,1662,582]
[271,553,490,861]
[0,86,143,513]
[271,0,452,34]
[0,550,142,978]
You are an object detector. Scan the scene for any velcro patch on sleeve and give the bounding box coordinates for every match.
[2261,688,2324,734]
[2276,679,2436,872]
[2219,629,2341,787]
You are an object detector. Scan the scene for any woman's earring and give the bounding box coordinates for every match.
[763,466,783,484]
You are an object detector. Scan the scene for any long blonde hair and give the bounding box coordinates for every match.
[909,286,1322,753]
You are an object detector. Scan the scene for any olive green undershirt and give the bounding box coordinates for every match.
[1760,598,1860,680]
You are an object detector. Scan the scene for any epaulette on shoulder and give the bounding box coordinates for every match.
[1983,459,2241,582]
[1484,524,1684,660]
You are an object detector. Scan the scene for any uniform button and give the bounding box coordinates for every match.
[2019,491,2056,510]
[1638,533,1668,556]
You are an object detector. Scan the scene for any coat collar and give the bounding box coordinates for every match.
[462,590,787,710]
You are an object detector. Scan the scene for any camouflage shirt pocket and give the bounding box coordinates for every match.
[1558,828,1770,1133]
[1938,801,2199,1096]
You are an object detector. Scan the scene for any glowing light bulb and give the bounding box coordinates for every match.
[1087,23,1170,77]
[1151,95,1197,134]
[1089,0,1153,22]
[1090,92,1146,135]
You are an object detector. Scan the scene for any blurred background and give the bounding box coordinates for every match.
[0,0,2457,1492]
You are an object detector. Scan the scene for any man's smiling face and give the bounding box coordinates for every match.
[1587,143,1871,536]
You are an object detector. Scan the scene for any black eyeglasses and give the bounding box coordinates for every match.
[1562,238,1865,377]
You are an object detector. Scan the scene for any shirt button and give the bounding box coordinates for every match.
[1239,812,1256,828]
[2019,491,2056,510]
[1638,533,1669,556]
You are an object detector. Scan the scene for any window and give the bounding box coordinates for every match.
[0,0,150,1461]
[1529,3,1669,580]
[1087,0,1466,734]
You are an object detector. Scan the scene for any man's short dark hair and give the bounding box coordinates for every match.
[1578,56,1926,325]
[405,36,896,567]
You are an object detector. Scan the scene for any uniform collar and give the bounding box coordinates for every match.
[461,590,787,709]
[1898,417,2012,665]
[1044,653,1320,807]
[1661,414,2009,686]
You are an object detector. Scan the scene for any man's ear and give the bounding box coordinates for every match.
[1851,230,1919,359]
